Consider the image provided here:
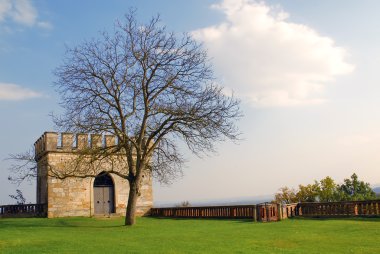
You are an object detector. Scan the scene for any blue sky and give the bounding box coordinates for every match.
[1,0,380,205]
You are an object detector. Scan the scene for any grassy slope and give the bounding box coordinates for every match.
[0,217,379,253]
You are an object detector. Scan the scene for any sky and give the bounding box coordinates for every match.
[1,0,380,205]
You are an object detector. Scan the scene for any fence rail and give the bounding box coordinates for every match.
[0,204,47,218]
[298,200,380,217]
[3,200,378,220]
[150,203,294,222]
[151,205,256,219]
[150,200,380,221]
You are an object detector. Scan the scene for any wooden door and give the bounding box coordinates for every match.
[103,187,114,214]
[94,187,114,214]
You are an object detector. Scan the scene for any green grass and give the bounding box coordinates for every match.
[0,217,379,253]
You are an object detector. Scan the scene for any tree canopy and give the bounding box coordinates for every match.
[274,173,376,204]
[52,11,241,225]
[337,173,376,201]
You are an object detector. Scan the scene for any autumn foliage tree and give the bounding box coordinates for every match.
[296,182,319,202]
[51,11,241,226]
[274,173,375,204]
[274,186,298,204]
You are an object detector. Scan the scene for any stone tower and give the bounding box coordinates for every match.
[34,132,153,218]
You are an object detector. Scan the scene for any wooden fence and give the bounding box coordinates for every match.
[151,205,256,219]
[0,204,47,218]
[298,200,380,217]
[150,203,295,222]
[2,200,378,220]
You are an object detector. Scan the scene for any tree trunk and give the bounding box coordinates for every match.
[125,179,139,226]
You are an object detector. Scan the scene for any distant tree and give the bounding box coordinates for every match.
[274,186,298,204]
[176,201,191,207]
[296,182,319,202]
[317,176,339,202]
[273,173,376,204]
[338,173,376,201]
[51,10,241,226]
[9,189,26,205]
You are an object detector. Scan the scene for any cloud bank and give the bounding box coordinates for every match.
[192,0,354,107]
[0,83,43,100]
[0,0,51,29]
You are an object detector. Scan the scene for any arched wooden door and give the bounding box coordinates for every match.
[94,173,115,214]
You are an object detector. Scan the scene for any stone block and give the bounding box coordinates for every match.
[91,134,102,148]
[77,133,88,149]
[62,133,74,150]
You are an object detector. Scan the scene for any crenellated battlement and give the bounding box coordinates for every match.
[34,132,117,159]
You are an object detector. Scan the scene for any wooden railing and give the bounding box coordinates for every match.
[298,200,380,217]
[151,205,256,219]
[0,204,47,218]
[150,200,380,222]
[3,201,377,220]
[150,203,282,222]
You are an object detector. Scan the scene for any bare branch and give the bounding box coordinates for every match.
[7,149,37,185]
[50,10,242,225]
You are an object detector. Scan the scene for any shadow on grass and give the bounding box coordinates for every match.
[2,216,378,230]
[289,216,380,223]
[0,217,126,229]
[149,217,257,223]
[150,216,380,224]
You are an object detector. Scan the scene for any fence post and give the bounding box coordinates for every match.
[256,206,261,222]
[253,205,257,222]
[277,203,282,221]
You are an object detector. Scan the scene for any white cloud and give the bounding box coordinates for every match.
[0,0,12,22]
[0,83,43,100]
[192,0,354,107]
[0,0,51,29]
[11,0,37,26]
[37,21,52,30]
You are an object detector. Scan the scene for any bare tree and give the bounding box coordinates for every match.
[9,189,26,205]
[52,11,241,226]
[7,149,37,184]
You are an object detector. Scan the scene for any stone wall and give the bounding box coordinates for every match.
[35,132,153,218]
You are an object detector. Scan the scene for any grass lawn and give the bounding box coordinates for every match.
[0,217,379,253]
